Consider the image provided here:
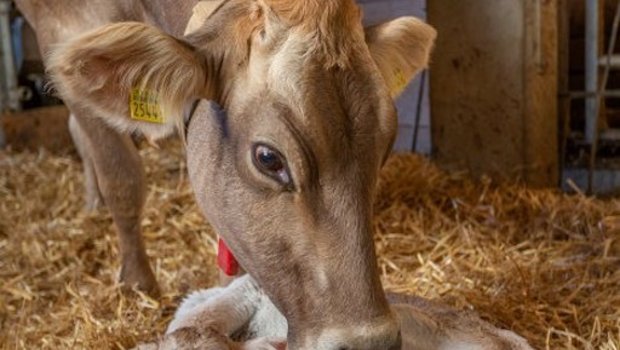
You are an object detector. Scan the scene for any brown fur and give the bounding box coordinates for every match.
[263,0,363,68]
[143,276,533,350]
[15,0,202,296]
[48,22,208,139]
[16,0,436,348]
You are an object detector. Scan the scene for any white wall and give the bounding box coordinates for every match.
[359,0,431,154]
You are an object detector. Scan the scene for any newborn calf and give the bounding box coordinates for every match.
[135,276,285,350]
[136,276,533,350]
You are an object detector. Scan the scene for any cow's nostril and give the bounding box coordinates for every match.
[388,330,403,350]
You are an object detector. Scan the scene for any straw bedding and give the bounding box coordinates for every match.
[0,141,618,350]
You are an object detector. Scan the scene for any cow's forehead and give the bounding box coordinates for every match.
[265,31,309,111]
[265,38,375,108]
[234,32,393,167]
[213,0,395,164]
[261,30,388,113]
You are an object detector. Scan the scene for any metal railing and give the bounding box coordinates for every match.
[564,0,620,192]
[0,0,22,146]
[0,0,19,111]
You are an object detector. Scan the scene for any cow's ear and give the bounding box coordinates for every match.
[48,22,208,139]
[365,17,436,98]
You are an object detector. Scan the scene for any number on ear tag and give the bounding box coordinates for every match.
[130,88,165,124]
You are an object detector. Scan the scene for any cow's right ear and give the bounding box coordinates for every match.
[48,22,209,139]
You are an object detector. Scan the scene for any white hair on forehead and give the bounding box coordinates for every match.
[266,31,311,115]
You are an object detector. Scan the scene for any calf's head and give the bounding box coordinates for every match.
[49,1,435,348]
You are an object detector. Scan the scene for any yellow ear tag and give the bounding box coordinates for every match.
[392,69,408,94]
[129,88,165,124]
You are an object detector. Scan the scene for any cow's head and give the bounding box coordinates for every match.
[49,1,435,348]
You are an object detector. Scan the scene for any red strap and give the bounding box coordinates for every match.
[218,239,239,276]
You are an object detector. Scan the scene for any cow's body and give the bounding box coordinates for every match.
[15,0,202,294]
[17,0,197,42]
[16,1,437,348]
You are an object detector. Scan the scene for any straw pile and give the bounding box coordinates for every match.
[0,141,618,350]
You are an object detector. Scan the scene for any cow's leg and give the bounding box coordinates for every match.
[68,114,103,211]
[72,113,158,295]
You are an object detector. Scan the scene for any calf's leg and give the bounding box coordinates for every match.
[72,114,158,295]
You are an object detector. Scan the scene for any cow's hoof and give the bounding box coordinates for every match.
[120,262,160,297]
[83,197,103,212]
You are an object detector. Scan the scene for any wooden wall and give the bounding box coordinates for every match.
[428,0,559,187]
[359,0,431,154]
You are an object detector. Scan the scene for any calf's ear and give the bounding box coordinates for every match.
[365,17,436,98]
[48,22,208,139]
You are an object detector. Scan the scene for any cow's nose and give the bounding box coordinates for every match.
[321,317,401,350]
[388,332,403,350]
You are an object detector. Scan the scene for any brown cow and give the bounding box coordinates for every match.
[16,1,435,348]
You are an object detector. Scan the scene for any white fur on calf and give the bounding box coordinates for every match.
[137,276,533,350]
[134,276,286,350]
[167,275,287,340]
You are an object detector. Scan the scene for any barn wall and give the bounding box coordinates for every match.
[428,0,558,187]
[359,0,431,154]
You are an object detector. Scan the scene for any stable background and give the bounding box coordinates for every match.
[1,1,619,349]
[5,1,620,194]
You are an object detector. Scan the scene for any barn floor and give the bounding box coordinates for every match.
[0,141,619,350]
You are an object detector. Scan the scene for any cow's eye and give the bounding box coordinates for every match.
[252,144,291,186]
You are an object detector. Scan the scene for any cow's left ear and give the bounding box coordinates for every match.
[365,17,436,98]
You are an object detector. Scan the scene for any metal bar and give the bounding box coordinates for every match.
[0,0,10,147]
[0,0,6,113]
[599,128,620,141]
[411,70,427,152]
[598,54,620,67]
[588,0,620,193]
[560,90,620,99]
[0,0,20,111]
[558,0,571,188]
[585,0,599,144]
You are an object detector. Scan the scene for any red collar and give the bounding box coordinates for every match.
[217,238,239,276]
